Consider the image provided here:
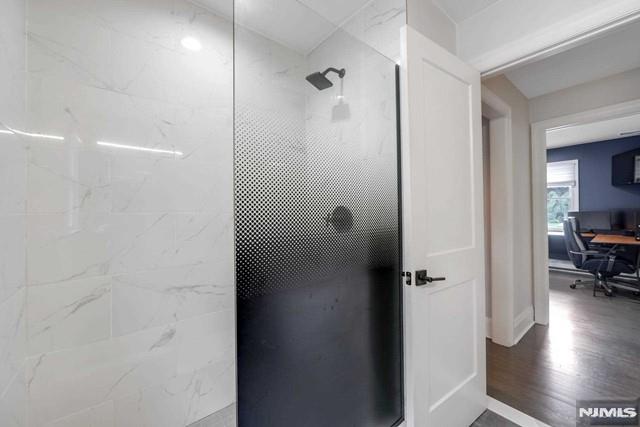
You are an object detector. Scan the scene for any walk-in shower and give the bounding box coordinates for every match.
[0,0,406,425]
[235,1,405,426]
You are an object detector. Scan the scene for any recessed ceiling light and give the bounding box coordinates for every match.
[181,36,202,52]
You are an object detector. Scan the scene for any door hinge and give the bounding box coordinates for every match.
[401,271,412,286]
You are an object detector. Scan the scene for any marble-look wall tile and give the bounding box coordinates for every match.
[27,276,111,355]
[27,145,111,214]
[26,323,179,426]
[0,289,26,398]
[235,25,307,113]
[0,0,27,127]
[189,404,236,427]
[0,0,27,425]
[0,215,27,304]
[27,210,235,285]
[110,157,231,214]
[340,0,406,63]
[108,306,234,427]
[24,0,236,425]
[175,310,235,376]
[0,135,28,215]
[112,265,233,337]
[107,214,177,275]
[113,357,235,427]
[26,213,177,285]
[172,213,234,272]
[48,401,114,427]
[26,1,113,92]
[0,369,27,427]
[27,213,112,285]
[109,31,232,110]
[27,0,232,109]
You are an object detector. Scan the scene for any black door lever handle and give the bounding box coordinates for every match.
[415,270,446,286]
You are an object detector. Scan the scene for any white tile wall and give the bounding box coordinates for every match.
[27,276,112,354]
[340,0,407,62]
[0,369,27,427]
[0,0,28,424]
[22,0,235,425]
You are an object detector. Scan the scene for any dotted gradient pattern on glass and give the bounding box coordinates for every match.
[234,103,399,300]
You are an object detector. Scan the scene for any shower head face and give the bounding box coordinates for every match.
[305,72,334,90]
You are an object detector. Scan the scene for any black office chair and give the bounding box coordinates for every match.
[563,217,635,296]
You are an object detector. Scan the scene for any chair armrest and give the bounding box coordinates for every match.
[570,250,609,258]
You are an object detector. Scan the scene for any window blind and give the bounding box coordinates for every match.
[547,160,578,187]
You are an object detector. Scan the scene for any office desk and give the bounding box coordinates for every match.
[592,234,640,293]
[591,234,640,246]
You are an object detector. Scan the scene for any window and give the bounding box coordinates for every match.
[547,159,579,233]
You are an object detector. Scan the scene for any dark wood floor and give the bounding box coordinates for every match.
[487,270,640,427]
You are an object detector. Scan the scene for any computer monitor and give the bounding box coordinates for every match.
[578,211,612,232]
[610,210,625,230]
[620,210,639,231]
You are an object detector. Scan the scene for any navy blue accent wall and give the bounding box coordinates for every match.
[547,136,640,260]
[547,135,640,210]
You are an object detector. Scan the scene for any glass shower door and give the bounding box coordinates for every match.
[234,1,405,425]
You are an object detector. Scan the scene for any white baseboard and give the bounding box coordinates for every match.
[488,397,551,427]
[513,306,534,345]
[485,317,492,339]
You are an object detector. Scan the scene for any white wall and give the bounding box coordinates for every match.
[483,75,534,339]
[0,0,27,425]
[406,0,457,54]
[530,67,640,123]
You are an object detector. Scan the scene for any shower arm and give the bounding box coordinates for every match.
[322,68,346,79]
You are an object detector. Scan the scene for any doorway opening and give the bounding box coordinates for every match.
[485,17,640,427]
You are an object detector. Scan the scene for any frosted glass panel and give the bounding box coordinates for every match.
[234,1,405,425]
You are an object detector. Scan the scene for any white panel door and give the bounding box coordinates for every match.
[401,26,486,427]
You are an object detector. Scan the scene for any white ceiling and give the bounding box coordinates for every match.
[432,0,500,23]
[193,0,371,54]
[505,20,640,99]
[546,113,640,149]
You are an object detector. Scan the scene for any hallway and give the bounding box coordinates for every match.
[487,270,640,426]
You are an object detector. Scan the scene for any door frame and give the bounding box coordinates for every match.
[481,86,517,347]
[531,98,640,325]
[476,4,640,77]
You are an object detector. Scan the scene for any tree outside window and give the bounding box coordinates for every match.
[547,160,579,232]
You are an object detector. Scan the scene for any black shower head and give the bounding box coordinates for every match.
[306,67,346,90]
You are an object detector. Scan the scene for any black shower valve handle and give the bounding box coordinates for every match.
[324,212,332,227]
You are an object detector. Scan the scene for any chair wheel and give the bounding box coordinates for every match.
[605,291,613,297]
[570,284,577,289]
